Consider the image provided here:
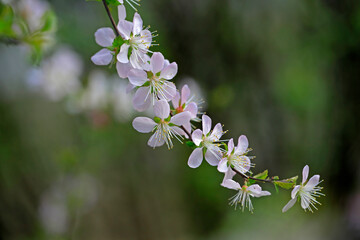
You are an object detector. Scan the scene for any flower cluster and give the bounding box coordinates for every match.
[90,1,324,213]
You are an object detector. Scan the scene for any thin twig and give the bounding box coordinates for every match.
[102,0,120,36]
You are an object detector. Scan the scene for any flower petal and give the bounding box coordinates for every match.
[222,179,241,190]
[291,185,300,199]
[192,129,203,146]
[118,4,126,21]
[304,175,320,191]
[170,111,191,126]
[116,61,132,78]
[188,147,203,168]
[95,27,116,47]
[204,146,221,166]
[184,102,198,118]
[158,81,177,101]
[282,198,297,213]
[217,158,229,173]
[154,99,170,119]
[222,168,236,184]
[172,92,180,108]
[128,69,147,86]
[148,132,165,148]
[181,84,191,104]
[302,165,309,184]
[235,135,248,155]
[202,115,212,135]
[117,44,130,63]
[132,117,156,133]
[228,138,234,154]
[133,87,151,111]
[209,123,223,141]
[160,62,178,80]
[150,52,164,74]
[91,49,113,65]
[118,20,133,40]
[132,12,143,36]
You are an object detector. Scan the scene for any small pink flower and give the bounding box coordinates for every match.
[187,115,224,168]
[132,100,191,148]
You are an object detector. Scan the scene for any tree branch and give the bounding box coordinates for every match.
[102,0,120,36]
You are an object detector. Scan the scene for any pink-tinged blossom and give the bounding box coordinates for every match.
[91,5,134,78]
[218,135,254,176]
[222,179,271,212]
[117,11,153,70]
[132,100,191,148]
[128,52,178,111]
[282,165,324,213]
[187,115,224,168]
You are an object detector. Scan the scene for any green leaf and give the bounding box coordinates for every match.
[41,10,57,32]
[112,36,125,48]
[106,0,122,6]
[186,141,196,149]
[253,170,268,180]
[0,4,14,36]
[273,176,298,190]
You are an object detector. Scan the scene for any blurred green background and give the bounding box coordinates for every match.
[1,0,360,239]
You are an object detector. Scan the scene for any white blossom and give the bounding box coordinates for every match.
[187,115,224,168]
[128,52,178,111]
[222,179,271,212]
[217,135,254,176]
[282,165,324,213]
[132,99,191,148]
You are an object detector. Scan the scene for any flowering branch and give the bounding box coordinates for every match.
[90,0,324,213]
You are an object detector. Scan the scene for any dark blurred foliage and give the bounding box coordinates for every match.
[1,0,360,239]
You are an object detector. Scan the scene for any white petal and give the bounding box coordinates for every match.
[158,82,177,101]
[118,4,126,21]
[222,179,241,190]
[132,12,143,36]
[202,115,212,135]
[172,126,187,137]
[209,123,223,141]
[304,175,320,191]
[181,84,190,105]
[228,138,234,154]
[126,83,135,93]
[117,44,130,63]
[170,111,191,126]
[188,148,203,168]
[291,185,300,199]
[160,62,178,80]
[222,168,236,183]
[133,87,151,111]
[172,92,180,108]
[128,69,147,86]
[217,158,229,173]
[148,132,165,148]
[184,102,198,118]
[132,117,156,133]
[118,20,133,40]
[301,196,310,209]
[192,129,203,146]
[116,61,132,78]
[154,99,170,119]
[91,49,113,65]
[140,29,152,48]
[95,27,115,47]
[302,165,309,184]
[282,198,297,213]
[129,51,145,70]
[204,147,221,166]
[150,52,164,74]
[235,135,248,155]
